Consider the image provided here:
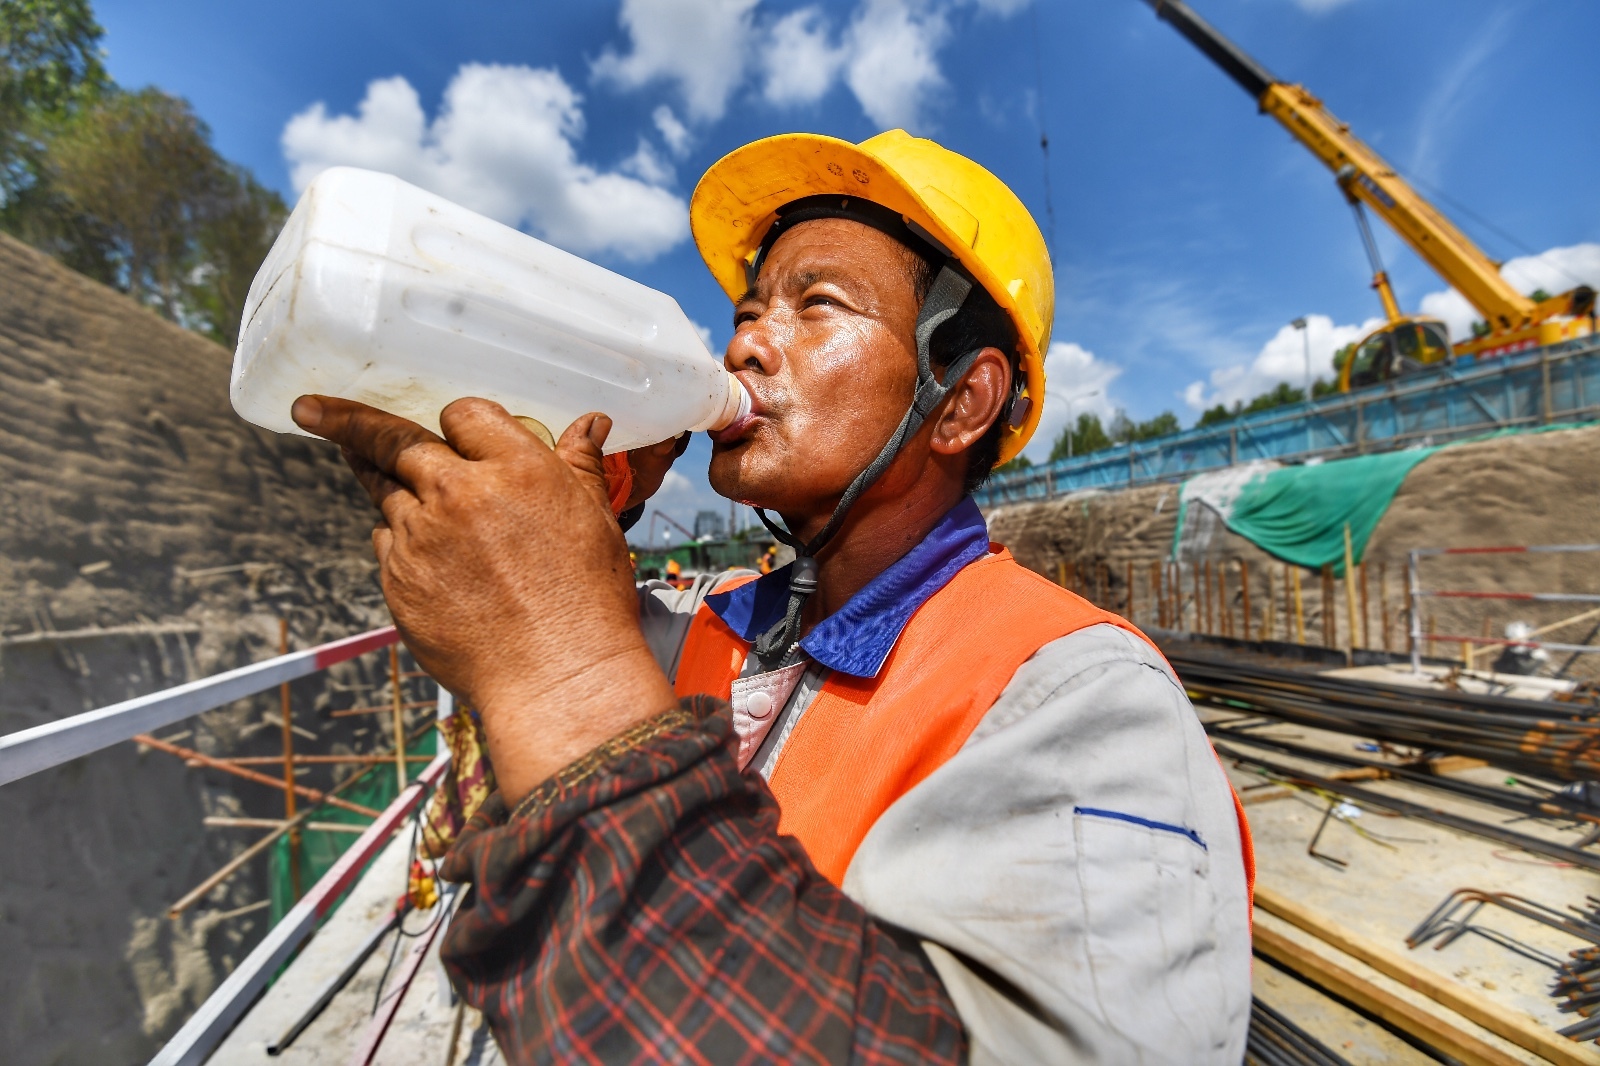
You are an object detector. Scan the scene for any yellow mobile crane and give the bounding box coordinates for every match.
[1142,0,1596,390]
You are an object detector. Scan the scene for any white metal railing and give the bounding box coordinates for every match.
[0,624,455,1065]
[148,752,449,1066]
[0,627,399,786]
[1407,545,1600,672]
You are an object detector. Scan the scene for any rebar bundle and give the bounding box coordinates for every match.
[1171,653,1600,782]
[1552,899,1600,1044]
[1246,997,1352,1066]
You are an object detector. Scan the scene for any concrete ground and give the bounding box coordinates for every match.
[1218,698,1600,1064]
[211,833,499,1065]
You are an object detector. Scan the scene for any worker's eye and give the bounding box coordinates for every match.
[804,293,839,310]
[733,308,760,327]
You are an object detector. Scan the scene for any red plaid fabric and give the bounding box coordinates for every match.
[439,697,966,1065]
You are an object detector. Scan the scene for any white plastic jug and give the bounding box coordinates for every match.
[231,167,747,453]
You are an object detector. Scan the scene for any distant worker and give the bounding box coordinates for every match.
[663,556,688,590]
[296,130,1253,1063]
[757,543,779,575]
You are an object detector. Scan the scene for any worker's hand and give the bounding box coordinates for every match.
[291,395,679,806]
[622,434,688,511]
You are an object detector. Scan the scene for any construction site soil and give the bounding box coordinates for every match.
[987,423,1600,680]
[0,234,394,1064]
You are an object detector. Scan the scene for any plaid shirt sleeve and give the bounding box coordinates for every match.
[437,696,967,1066]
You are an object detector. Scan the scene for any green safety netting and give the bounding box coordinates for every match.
[266,728,438,927]
[1170,422,1593,573]
[1220,448,1439,574]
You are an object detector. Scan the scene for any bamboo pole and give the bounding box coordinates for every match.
[1320,564,1334,647]
[1057,560,1067,588]
[278,619,301,900]
[1126,560,1134,620]
[1225,564,1235,638]
[1291,565,1305,644]
[1240,560,1252,642]
[1193,562,1203,634]
[1264,566,1276,641]
[135,733,381,817]
[204,754,435,766]
[1343,525,1359,654]
[329,700,437,719]
[203,816,367,835]
[165,718,436,918]
[1379,561,1391,651]
[1151,561,1164,628]
[390,644,407,793]
[1359,560,1372,650]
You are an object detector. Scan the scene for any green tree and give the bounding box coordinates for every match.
[1196,402,1237,428]
[1107,409,1180,445]
[1049,412,1112,462]
[1241,381,1305,415]
[46,87,227,317]
[0,0,108,194]
[186,164,287,346]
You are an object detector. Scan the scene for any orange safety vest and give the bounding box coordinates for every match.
[673,544,1255,899]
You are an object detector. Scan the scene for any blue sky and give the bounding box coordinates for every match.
[97,0,1600,538]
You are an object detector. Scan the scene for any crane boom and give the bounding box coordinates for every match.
[1143,0,1537,331]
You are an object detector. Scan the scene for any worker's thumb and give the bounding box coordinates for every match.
[554,413,616,515]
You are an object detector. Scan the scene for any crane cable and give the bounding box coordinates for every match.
[1029,2,1056,258]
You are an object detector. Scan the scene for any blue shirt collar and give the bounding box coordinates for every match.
[704,497,992,678]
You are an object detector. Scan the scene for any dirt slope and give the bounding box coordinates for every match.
[987,425,1600,663]
[0,233,392,1064]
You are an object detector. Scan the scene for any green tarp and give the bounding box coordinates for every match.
[266,728,437,927]
[1169,422,1593,573]
[1222,448,1438,574]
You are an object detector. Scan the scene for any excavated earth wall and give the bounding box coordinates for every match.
[0,234,396,1064]
[987,424,1600,675]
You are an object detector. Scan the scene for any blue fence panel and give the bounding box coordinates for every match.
[975,339,1600,508]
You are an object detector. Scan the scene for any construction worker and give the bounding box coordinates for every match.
[663,556,688,590]
[292,130,1253,1063]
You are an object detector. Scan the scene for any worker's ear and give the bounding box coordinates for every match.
[928,347,1010,458]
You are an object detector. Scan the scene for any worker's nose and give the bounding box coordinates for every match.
[725,317,781,377]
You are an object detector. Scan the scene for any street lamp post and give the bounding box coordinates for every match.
[1291,317,1311,398]
[1065,389,1100,460]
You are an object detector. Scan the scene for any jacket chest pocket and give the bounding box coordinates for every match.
[1072,807,1229,1062]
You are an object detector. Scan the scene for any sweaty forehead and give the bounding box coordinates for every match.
[740,218,924,304]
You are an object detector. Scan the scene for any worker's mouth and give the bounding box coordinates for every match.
[709,388,767,446]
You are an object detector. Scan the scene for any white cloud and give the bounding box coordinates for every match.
[590,0,1028,135]
[1419,242,1600,341]
[282,65,688,262]
[592,0,759,122]
[761,7,845,107]
[621,138,676,186]
[844,0,950,130]
[652,105,692,157]
[1181,314,1383,412]
[1022,341,1122,463]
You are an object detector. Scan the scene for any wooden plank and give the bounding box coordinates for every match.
[1253,922,1524,1066]
[1256,886,1600,1066]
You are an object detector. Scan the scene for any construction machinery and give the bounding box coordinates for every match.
[1141,0,1597,390]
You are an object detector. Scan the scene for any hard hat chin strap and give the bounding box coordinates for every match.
[751,264,980,671]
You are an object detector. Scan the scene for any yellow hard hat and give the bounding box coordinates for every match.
[690,129,1052,465]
